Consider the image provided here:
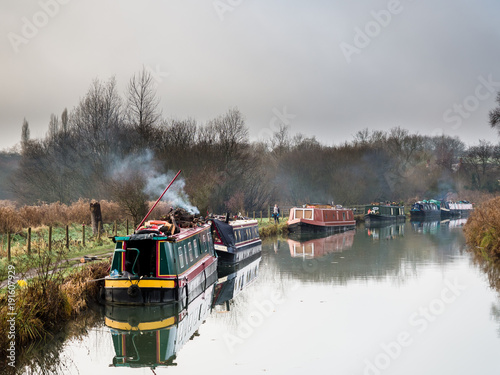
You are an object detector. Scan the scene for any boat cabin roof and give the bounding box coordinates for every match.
[114,222,210,243]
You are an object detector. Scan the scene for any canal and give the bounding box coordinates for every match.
[20,220,500,374]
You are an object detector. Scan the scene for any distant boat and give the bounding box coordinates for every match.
[104,220,218,305]
[440,201,473,218]
[409,200,441,220]
[287,204,355,234]
[211,216,262,264]
[364,203,406,224]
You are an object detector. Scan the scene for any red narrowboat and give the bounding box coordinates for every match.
[287,204,356,234]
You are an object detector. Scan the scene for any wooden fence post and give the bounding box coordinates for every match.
[253,211,255,219]
[82,224,85,246]
[260,211,262,223]
[65,225,69,250]
[27,227,31,255]
[114,220,117,236]
[7,232,11,262]
[48,226,52,252]
[268,206,271,223]
[126,219,129,235]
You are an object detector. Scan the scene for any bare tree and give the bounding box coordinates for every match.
[109,171,148,227]
[126,67,161,140]
[209,107,248,165]
[61,108,69,134]
[48,113,59,139]
[21,118,30,151]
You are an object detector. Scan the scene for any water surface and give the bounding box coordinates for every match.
[22,220,500,374]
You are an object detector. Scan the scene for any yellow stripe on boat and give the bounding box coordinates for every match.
[105,316,176,331]
[105,279,175,289]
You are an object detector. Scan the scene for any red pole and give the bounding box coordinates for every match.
[136,170,182,231]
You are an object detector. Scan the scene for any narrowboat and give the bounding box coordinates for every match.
[212,251,261,311]
[287,204,356,234]
[409,200,441,220]
[106,283,214,368]
[364,203,406,225]
[440,201,473,218]
[211,217,262,264]
[104,220,218,305]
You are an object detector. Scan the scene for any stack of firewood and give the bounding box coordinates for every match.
[161,208,205,229]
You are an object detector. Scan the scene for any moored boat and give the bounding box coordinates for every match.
[287,204,355,234]
[211,216,262,264]
[440,201,473,218]
[104,220,217,305]
[364,203,406,224]
[409,200,441,220]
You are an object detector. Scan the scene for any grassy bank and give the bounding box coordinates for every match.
[0,255,109,370]
[464,196,500,263]
[258,220,289,237]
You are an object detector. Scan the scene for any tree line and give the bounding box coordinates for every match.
[7,69,500,220]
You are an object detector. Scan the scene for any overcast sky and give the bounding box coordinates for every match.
[1,0,500,151]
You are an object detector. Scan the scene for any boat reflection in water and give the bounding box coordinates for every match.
[410,218,468,234]
[410,219,441,234]
[365,222,405,241]
[213,250,261,312]
[287,231,354,259]
[442,218,468,229]
[105,282,215,369]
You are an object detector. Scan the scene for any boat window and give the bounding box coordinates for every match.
[178,245,185,269]
[188,242,194,262]
[304,210,313,219]
[206,232,213,252]
[184,244,189,264]
[295,209,303,219]
[342,212,346,221]
[194,240,199,258]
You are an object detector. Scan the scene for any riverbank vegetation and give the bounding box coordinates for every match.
[0,253,109,370]
[2,70,500,218]
[464,196,500,263]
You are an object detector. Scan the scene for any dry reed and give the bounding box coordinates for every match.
[464,196,500,262]
[0,199,175,234]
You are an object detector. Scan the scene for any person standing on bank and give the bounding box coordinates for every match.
[273,204,280,224]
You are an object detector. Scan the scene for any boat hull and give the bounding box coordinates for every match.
[287,220,355,234]
[104,256,217,305]
[215,241,262,264]
[410,211,441,220]
[364,213,406,225]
